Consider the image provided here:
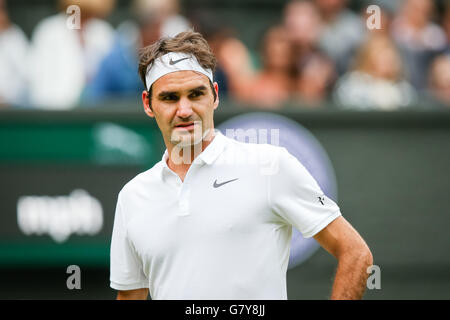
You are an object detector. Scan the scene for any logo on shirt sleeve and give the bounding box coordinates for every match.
[318,195,325,205]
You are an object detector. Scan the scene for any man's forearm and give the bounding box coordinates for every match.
[330,250,373,300]
[116,288,149,300]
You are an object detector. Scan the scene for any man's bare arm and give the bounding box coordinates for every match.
[116,288,149,300]
[313,216,373,300]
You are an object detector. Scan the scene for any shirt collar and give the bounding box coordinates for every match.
[160,129,227,180]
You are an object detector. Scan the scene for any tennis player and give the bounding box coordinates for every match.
[110,31,373,300]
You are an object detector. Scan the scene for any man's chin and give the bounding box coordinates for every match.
[175,139,195,148]
[171,133,202,148]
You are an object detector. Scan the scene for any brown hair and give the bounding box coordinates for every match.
[138,31,217,102]
[352,34,403,81]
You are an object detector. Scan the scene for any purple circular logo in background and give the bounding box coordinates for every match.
[218,112,338,269]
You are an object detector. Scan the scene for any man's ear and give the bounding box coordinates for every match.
[213,82,219,110]
[142,90,154,118]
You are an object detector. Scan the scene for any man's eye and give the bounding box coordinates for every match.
[190,91,204,98]
[163,95,178,101]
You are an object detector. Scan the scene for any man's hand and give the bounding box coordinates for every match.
[313,216,373,300]
[116,288,149,300]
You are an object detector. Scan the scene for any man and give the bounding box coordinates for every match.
[27,0,115,109]
[0,0,28,107]
[110,31,373,300]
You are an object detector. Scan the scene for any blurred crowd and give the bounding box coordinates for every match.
[1,0,450,110]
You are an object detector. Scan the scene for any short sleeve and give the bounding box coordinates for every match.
[268,147,341,238]
[110,192,148,290]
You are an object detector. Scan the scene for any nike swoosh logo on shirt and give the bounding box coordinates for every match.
[213,178,239,188]
[169,57,189,65]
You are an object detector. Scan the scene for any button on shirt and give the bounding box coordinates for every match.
[110,130,341,299]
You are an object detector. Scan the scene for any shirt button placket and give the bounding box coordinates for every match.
[178,184,190,216]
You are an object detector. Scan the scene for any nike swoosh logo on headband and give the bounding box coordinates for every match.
[169,57,190,65]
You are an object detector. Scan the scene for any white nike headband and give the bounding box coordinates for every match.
[145,52,214,91]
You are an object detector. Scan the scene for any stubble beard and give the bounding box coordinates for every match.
[170,120,205,147]
[170,120,209,165]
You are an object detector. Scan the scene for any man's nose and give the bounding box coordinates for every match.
[176,96,193,118]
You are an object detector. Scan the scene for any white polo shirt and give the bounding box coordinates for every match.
[110,130,341,299]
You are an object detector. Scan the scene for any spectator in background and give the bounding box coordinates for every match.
[391,0,447,91]
[27,0,115,109]
[427,54,450,107]
[283,0,336,107]
[0,0,29,107]
[147,0,190,38]
[230,26,295,109]
[442,1,450,51]
[294,52,336,107]
[83,0,191,103]
[333,34,416,110]
[212,35,254,105]
[283,0,323,66]
[314,0,366,74]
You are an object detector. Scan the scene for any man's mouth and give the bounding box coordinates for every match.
[174,122,195,130]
